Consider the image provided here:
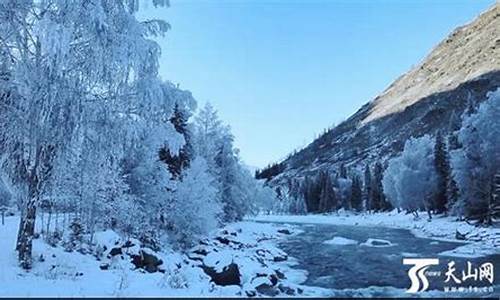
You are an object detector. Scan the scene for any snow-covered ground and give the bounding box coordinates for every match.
[251,210,500,258]
[0,215,329,297]
[1,211,498,297]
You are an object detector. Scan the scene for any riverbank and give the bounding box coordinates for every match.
[0,215,328,297]
[251,210,500,258]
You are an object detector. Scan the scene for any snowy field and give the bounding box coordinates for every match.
[1,212,498,297]
[0,215,329,297]
[251,210,500,258]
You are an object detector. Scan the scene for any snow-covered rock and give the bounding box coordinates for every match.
[323,236,358,246]
[361,238,395,248]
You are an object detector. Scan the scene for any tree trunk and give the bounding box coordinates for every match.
[17,195,37,270]
[55,209,58,233]
[40,211,45,234]
[46,209,52,235]
[17,170,39,270]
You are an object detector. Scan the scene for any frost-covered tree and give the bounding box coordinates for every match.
[319,171,337,212]
[451,88,500,223]
[286,180,307,214]
[0,0,276,267]
[170,157,222,248]
[193,103,256,222]
[302,176,319,212]
[0,0,171,268]
[383,135,437,216]
[336,176,352,210]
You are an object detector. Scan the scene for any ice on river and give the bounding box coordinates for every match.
[323,237,358,246]
[360,238,395,247]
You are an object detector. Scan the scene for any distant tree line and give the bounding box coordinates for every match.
[273,162,391,215]
[255,162,286,181]
[270,89,500,225]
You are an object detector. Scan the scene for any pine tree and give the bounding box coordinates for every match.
[489,173,500,224]
[159,103,193,179]
[371,162,385,211]
[363,164,372,212]
[434,132,451,214]
[447,175,459,212]
[302,176,313,212]
[288,179,306,214]
[318,173,329,212]
[350,175,363,212]
[339,163,347,178]
[447,111,461,150]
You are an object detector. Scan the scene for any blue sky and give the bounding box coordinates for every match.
[140,0,494,168]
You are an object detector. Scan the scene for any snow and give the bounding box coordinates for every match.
[361,238,395,247]
[401,252,419,257]
[251,210,500,257]
[0,215,214,297]
[439,244,500,258]
[2,210,497,297]
[323,236,358,246]
[0,215,330,297]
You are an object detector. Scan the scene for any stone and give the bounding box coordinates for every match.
[275,269,286,279]
[109,247,122,257]
[255,283,279,297]
[273,254,288,262]
[215,236,230,245]
[278,284,296,295]
[123,240,135,248]
[245,290,257,297]
[130,250,163,273]
[456,230,467,240]
[277,229,291,235]
[202,262,241,286]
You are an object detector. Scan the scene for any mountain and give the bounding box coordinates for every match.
[266,4,500,185]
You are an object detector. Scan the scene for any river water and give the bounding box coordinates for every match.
[271,222,499,297]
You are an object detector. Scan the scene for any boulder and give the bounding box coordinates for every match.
[275,269,286,279]
[278,284,296,295]
[109,247,122,257]
[215,236,231,245]
[371,240,390,247]
[362,238,394,247]
[277,229,291,235]
[131,250,164,273]
[202,262,241,286]
[456,230,467,240]
[273,254,288,262]
[123,240,135,248]
[256,248,288,262]
[245,290,257,297]
[192,248,209,256]
[255,283,279,297]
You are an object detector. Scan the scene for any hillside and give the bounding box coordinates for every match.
[268,4,500,184]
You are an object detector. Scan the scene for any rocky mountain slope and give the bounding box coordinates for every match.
[269,4,500,184]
